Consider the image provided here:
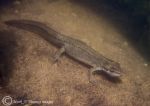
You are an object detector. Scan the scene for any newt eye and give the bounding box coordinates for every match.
[111,66,117,70]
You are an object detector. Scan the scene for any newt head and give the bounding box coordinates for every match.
[101,61,122,78]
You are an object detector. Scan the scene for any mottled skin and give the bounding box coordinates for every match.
[5,19,121,79]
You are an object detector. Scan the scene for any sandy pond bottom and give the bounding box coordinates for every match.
[0,0,149,106]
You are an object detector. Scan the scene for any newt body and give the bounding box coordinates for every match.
[5,20,121,78]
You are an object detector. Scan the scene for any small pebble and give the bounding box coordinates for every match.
[144,63,148,67]
[123,41,128,46]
